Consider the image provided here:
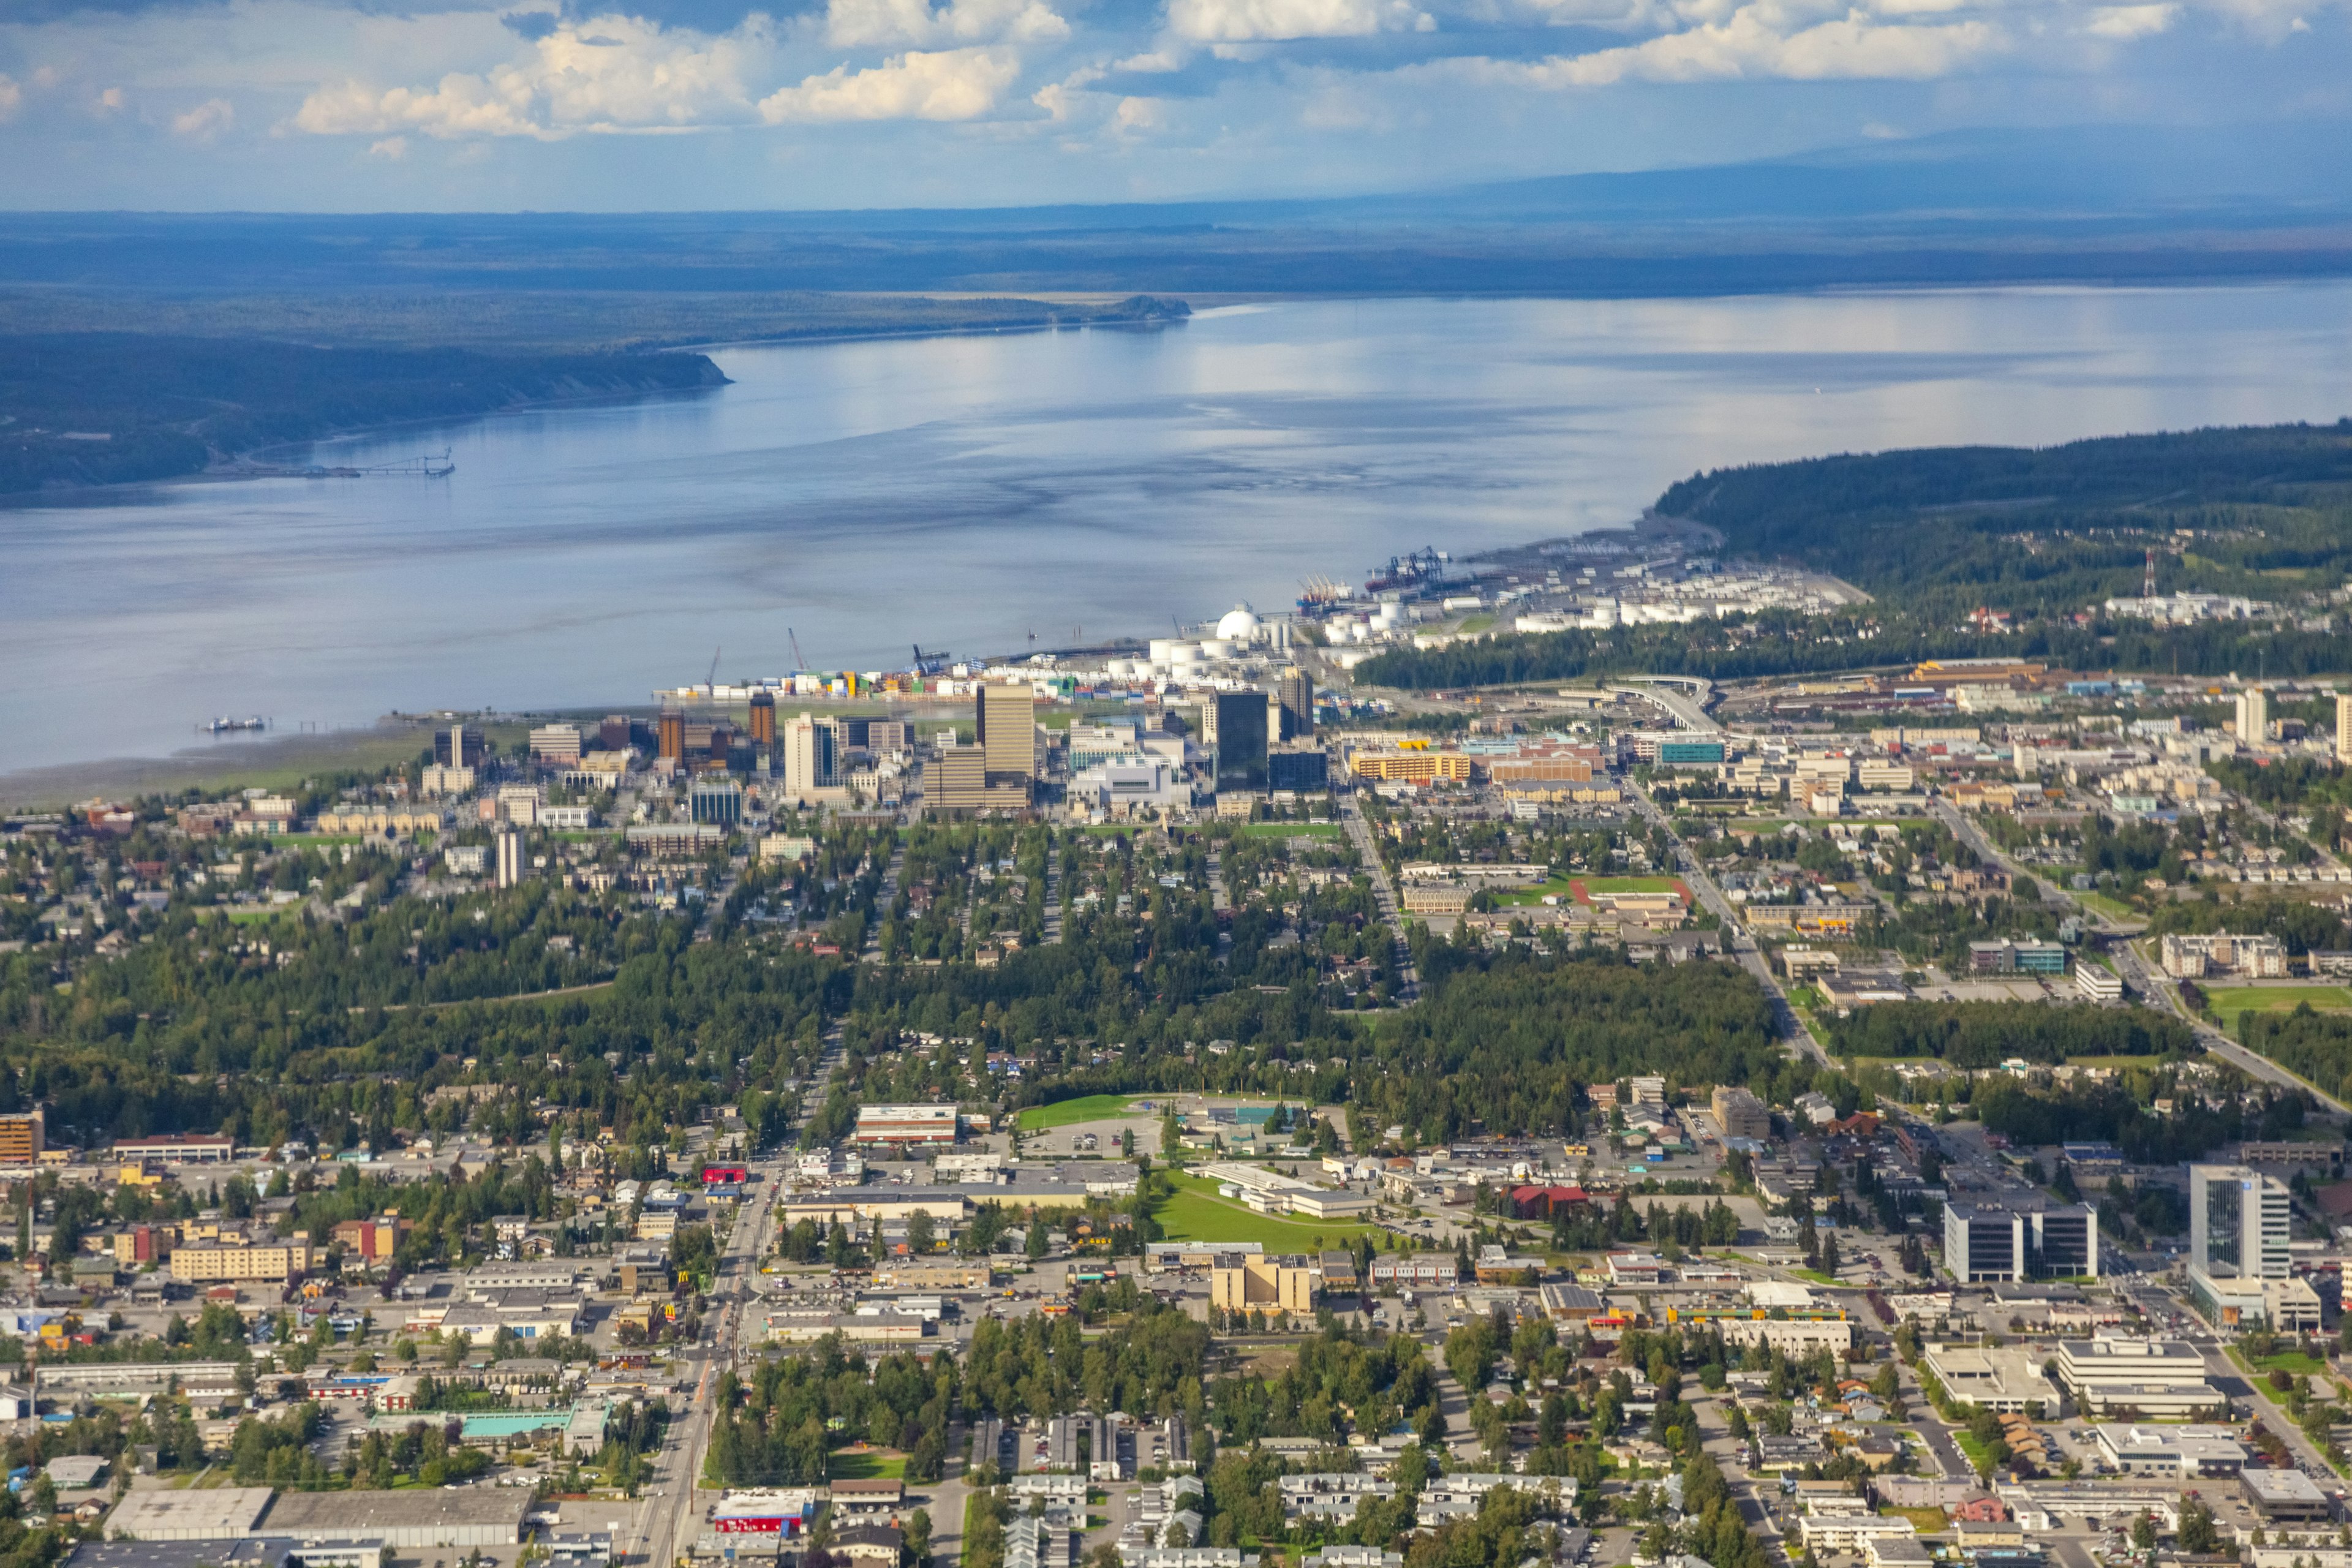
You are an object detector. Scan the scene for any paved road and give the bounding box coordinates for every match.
[861,843,906,964]
[1340,790,1419,1002]
[1931,799,2351,1114]
[1623,776,1830,1068]
[624,1154,787,1568]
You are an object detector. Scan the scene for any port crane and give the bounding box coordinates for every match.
[788,628,807,673]
[707,645,722,690]
[911,645,951,676]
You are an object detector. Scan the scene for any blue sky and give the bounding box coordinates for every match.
[0,0,2344,208]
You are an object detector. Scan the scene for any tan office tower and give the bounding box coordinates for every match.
[2236,686,2269,746]
[976,683,1036,782]
[1277,668,1314,741]
[783,714,837,796]
[657,707,686,762]
[748,690,777,749]
[930,746,988,812]
[2337,693,2352,764]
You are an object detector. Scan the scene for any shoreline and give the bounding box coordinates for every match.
[0,724,435,812]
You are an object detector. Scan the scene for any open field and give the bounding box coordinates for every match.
[1492,878,1575,908]
[828,1449,908,1480]
[1018,1095,1142,1132]
[2206,986,2352,1014]
[1577,876,1684,894]
[1233,823,1345,840]
[1150,1173,1382,1250]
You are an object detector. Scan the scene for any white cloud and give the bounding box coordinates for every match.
[2083,3,2176,33]
[290,13,771,139]
[1032,64,1103,117]
[1114,46,1192,68]
[368,135,409,159]
[1168,0,1433,38]
[170,97,236,143]
[295,72,547,137]
[1114,93,1167,128]
[827,0,1071,49]
[93,86,125,116]
[757,47,1020,120]
[1461,5,2008,82]
[0,77,20,124]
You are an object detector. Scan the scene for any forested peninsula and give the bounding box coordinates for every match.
[1360,419,2352,690]
[0,334,728,494]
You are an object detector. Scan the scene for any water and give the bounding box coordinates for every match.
[7,285,2352,774]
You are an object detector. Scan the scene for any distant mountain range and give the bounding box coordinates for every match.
[4,122,2349,295]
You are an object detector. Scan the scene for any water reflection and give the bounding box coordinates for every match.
[6,286,2351,771]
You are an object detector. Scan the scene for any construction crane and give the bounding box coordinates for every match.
[788,628,807,673]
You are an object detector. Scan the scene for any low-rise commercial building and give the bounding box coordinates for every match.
[2054,1338,2223,1418]
[2091,1425,2249,1478]
[1920,1345,2054,1414]
[2242,1467,2335,1523]
[853,1105,959,1145]
[1212,1256,1316,1315]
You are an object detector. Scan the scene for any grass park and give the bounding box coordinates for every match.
[1149,1172,1384,1251]
[2205,986,2352,1016]
[1016,1095,1147,1133]
[827,1449,908,1480]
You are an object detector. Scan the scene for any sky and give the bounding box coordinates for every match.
[0,0,2345,209]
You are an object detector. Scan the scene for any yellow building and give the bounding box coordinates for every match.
[0,1112,43,1166]
[169,1237,316,1284]
[1349,751,1474,784]
[1211,1256,1317,1314]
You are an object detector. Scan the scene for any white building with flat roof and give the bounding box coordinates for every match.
[1921,1344,2055,1414]
[853,1105,959,1145]
[2055,1337,2224,1417]
[2092,1424,2249,1478]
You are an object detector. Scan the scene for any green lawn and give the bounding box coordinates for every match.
[1579,876,1683,894]
[1491,877,1577,908]
[2075,890,2138,921]
[2243,1348,2331,1377]
[1234,822,1345,839]
[1151,1173,1382,1250]
[2205,986,2352,1015]
[828,1449,907,1480]
[1019,1095,1142,1132]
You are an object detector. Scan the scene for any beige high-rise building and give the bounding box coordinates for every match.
[783,714,837,797]
[494,827,524,889]
[2336,693,2352,764]
[976,683,1037,782]
[927,744,1027,816]
[2236,686,2269,746]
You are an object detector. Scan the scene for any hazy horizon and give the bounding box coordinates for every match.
[2,0,2346,213]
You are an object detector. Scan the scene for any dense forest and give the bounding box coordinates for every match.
[1657,420,2352,597]
[0,334,727,492]
[1822,999,2193,1067]
[2239,1009,2352,1105]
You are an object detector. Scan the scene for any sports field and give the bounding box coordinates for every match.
[1577,876,1684,894]
[1017,1095,1144,1132]
[1150,1172,1382,1250]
